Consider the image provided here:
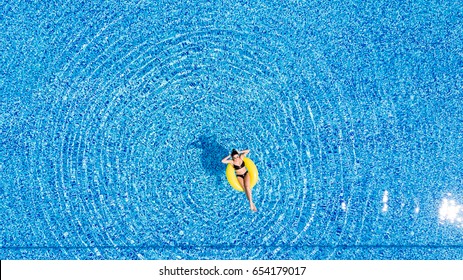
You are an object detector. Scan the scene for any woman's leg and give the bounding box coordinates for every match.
[237,175,257,211]
[244,173,257,212]
[237,176,245,191]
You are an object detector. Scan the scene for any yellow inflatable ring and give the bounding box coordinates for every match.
[226,157,259,192]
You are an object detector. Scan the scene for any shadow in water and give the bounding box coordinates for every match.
[191,134,230,181]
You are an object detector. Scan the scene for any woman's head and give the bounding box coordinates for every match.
[231,149,239,159]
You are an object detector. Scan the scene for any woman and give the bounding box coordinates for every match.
[221,149,257,212]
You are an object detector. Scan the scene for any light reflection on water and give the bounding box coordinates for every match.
[382,190,389,213]
[439,195,463,228]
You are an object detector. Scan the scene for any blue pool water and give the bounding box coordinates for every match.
[1,0,463,260]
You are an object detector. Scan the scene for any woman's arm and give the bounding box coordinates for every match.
[240,149,250,157]
[221,155,233,164]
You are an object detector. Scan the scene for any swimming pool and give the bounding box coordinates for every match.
[1,0,463,259]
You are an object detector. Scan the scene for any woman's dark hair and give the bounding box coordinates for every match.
[231,149,239,158]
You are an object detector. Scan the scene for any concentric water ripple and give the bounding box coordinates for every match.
[2,0,463,259]
[27,17,325,258]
